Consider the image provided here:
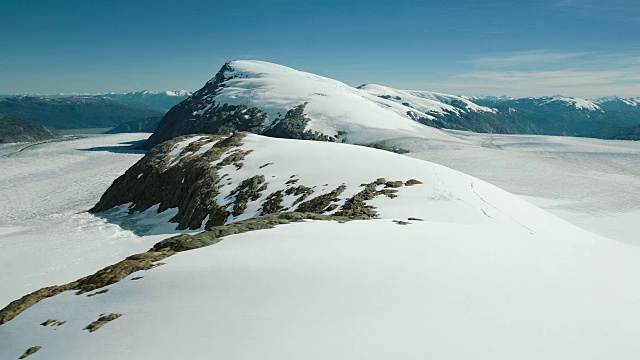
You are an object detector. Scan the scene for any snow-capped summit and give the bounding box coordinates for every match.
[540,96,602,111]
[594,96,640,112]
[144,60,464,149]
[163,90,191,97]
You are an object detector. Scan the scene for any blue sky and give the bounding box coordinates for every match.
[1,0,639,97]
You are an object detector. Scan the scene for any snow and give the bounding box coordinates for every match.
[200,60,464,144]
[167,136,209,165]
[359,84,497,114]
[400,130,640,243]
[595,96,640,107]
[2,133,640,359]
[0,134,185,308]
[541,96,602,111]
[2,139,640,358]
[164,90,191,97]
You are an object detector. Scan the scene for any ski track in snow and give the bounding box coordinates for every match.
[401,130,640,243]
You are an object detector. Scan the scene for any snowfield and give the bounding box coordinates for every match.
[359,83,497,115]
[400,130,640,243]
[0,134,186,308]
[3,218,640,360]
[1,133,640,359]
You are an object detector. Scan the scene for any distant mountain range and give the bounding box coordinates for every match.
[2,72,639,141]
[0,90,190,131]
[100,90,192,112]
[0,114,61,143]
[0,96,165,130]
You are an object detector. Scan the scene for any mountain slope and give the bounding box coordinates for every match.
[470,96,640,136]
[0,114,61,143]
[105,117,162,134]
[0,96,164,130]
[102,90,191,112]
[595,123,640,140]
[3,133,640,359]
[596,97,640,112]
[144,61,463,149]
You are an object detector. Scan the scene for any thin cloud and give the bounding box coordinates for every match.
[405,50,640,98]
[549,0,640,21]
[465,50,592,69]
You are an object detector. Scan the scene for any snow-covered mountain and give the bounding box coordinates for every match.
[3,133,640,359]
[144,60,473,148]
[538,96,602,111]
[144,61,640,147]
[595,96,640,112]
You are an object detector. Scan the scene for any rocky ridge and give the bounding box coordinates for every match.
[0,114,61,143]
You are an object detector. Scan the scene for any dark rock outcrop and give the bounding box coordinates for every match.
[93,133,418,231]
[105,117,163,134]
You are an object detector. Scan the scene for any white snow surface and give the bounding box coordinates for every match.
[620,98,640,107]
[200,60,465,144]
[541,96,602,111]
[396,130,640,243]
[0,134,193,308]
[595,96,640,107]
[359,84,497,115]
[3,134,640,359]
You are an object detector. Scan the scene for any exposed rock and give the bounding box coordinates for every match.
[40,319,66,326]
[87,289,110,297]
[385,181,404,188]
[105,116,162,134]
[227,175,267,217]
[405,179,423,186]
[85,313,122,333]
[334,182,379,218]
[91,133,248,230]
[263,103,336,142]
[261,191,285,215]
[0,284,76,326]
[18,346,41,359]
[393,220,411,225]
[296,185,347,213]
[74,251,173,294]
[143,63,265,149]
[286,185,314,205]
